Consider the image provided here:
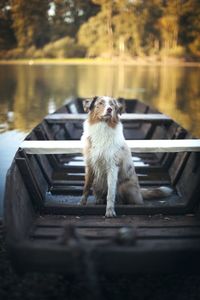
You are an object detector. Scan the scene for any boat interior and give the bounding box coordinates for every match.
[5,98,200,273]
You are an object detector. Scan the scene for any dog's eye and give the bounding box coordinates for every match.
[99,101,104,105]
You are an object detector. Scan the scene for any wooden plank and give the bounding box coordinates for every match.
[15,158,44,209]
[30,226,200,240]
[171,152,190,186]
[45,113,171,123]
[20,139,200,155]
[43,202,188,216]
[35,214,200,228]
[52,179,171,188]
[52,164,169,174]
[50,183,171,195]
[10,238,200,274]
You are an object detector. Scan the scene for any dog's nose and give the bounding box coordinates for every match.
[107,107,112,114]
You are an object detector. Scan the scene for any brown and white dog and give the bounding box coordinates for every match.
[80,96,172,217]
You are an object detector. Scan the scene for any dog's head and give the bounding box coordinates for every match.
[83,96,125,124]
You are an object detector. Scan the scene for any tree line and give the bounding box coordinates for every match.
[0,0,200,60]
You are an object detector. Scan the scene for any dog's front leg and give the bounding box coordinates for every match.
[105,166,119,217]
[80,165,93,205]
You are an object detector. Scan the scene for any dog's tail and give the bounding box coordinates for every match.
[141,186,173,200]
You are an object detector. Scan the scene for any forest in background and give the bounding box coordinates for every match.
[0,0,200,61]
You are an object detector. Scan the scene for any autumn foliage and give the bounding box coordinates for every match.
[0,0,200,60]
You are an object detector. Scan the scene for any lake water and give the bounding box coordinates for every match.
[0,63,200,216]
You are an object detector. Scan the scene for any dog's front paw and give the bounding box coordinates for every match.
[105,206,116,218]
[79,196,87,205]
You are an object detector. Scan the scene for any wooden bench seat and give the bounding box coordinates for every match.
[20,139,200,155]
[45,113,172,123]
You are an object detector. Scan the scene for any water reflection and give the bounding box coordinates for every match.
[0,64,199,136]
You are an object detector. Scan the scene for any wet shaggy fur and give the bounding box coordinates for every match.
[80,96,172,217]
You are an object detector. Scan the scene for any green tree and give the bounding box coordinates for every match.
[11,0,50,48]
[49,0,99,41]
[78,0,162,57]
[141,0,163,54]
[0,0,16,50]
[158,0,199,51]
[120,0,162,56]
[179,0,200,58]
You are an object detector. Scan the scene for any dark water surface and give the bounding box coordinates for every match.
[0,63,200,216]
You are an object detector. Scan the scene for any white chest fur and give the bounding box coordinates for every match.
[82,120,125,165]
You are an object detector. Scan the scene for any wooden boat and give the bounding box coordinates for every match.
[4,97,200,274]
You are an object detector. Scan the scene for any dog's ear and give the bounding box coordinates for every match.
[83,96,98,113]
[116,99,126,115]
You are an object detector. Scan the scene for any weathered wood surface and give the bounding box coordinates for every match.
[45,113,171,123]
[31,226,200,239]
[11,214,200,274]
[43,202,188,216]
[34,214,200,228]
[20,139,200,155]
[12,237,200,275]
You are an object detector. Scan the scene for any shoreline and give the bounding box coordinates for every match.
[0,58,200,67]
